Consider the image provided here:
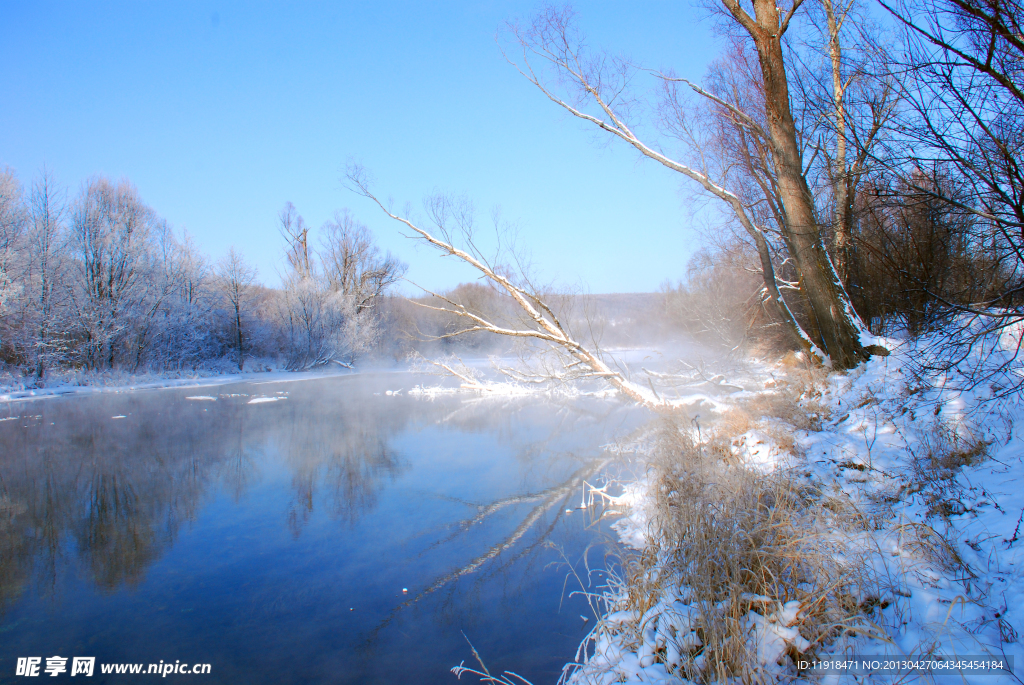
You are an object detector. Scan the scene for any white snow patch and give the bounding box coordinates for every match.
[407,382,537,398]
[731,429,786,472]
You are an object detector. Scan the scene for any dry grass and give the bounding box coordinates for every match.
[565,357,894,684]
[895,521,974,582]
[701,407,755,463]
[571,354,1003,683]
[742,392,825,432]
[607,418,873,683]
[907,420,991,518]
[700,365,825,465]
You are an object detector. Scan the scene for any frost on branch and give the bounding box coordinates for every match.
[346,166,672,411]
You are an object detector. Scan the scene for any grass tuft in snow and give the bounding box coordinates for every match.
[650,419,872,681]
[570,413,884,684]
[906,419,992,519]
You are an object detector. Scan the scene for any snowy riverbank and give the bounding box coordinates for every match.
[562,334,1024,684]
[0,365,365,403]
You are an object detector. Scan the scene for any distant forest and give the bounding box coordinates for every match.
[0,170,412,378]
[0,169,671,384]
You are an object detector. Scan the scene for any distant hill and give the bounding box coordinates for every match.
[589,293,662,324]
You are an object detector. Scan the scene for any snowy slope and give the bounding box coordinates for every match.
[566,331,1024,685]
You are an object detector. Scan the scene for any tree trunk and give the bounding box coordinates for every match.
[732,0,868,368]
[823,0,852,284]
[235,302,244,371]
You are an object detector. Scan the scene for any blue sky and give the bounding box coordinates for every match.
[0,2,721,293]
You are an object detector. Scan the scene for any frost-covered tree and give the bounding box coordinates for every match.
[0,168,27,323]
[0,168,406,378]
[24,170,72,376]
[278,204,405,369]
[319,210,405,313]
[280,275,348,369]
[135,228,218,371]
[71,178,158,369]
[216,247,258,371]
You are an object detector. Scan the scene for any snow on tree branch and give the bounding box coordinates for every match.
[346,165,674,411]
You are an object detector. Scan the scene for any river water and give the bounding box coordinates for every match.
[0,373,645,684]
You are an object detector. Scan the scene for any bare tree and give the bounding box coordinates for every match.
[26,169,70,377]
[278,202,313,277]
[216,247,258,371]
[854,173,983,335]
[663,242,780,351]
[71,177,157,369]
[781,0,898,285]
[874,0,1024,377]
[319,209,406,312]
[691,3,897,333]
[880,0,1024,292]
[504,4,881,367]
[715,0,873,365]
[346,166,672,410]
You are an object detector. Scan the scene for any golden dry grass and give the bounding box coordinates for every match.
[609,417,873,683]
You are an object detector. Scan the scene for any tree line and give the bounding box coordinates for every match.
[0,169,406,381]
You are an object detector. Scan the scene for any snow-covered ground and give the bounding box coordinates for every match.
[560,331,1024,684]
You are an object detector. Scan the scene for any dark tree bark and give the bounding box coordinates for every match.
[721,0,869,367]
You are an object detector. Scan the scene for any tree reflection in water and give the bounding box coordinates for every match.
[0,374,643,684]
[279,392,407,536]
[0,378,421,608]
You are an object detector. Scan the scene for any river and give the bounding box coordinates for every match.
[0,373,645,684]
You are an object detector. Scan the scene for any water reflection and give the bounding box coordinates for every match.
[0,374,640,684]
[0,380,415,604]
[2,396,222,601]
[279,391,407,535]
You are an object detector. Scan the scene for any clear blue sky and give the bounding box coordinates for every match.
[0,1,721,294]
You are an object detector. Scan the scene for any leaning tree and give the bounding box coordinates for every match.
[504,2,890,368]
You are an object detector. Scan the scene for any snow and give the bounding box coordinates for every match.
[407,382,537,398]
[402,356,741,411]
[731,428,785,473]
[247,396,284,404]
[6,331,1022,684]
[568,330,1024,684]
[0,367,355,403]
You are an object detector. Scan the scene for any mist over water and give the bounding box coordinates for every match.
[0,374,647,684]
